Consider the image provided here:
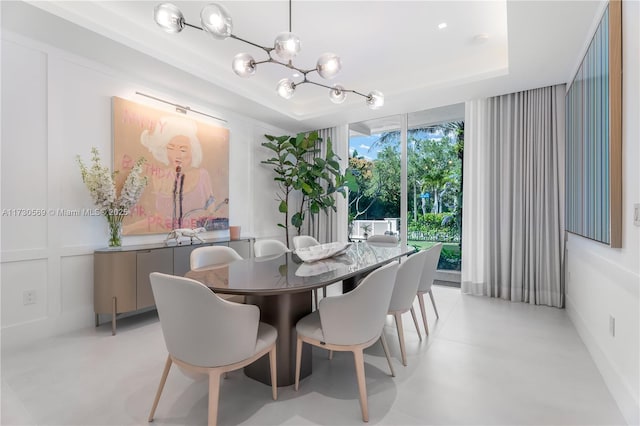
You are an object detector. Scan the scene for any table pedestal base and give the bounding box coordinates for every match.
[244,292,312,386]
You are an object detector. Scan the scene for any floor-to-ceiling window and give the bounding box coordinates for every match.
[348,105,464,277]
[348,115,402,240]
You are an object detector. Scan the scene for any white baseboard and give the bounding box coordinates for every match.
[567,296,640,425]
[435,269,461,283]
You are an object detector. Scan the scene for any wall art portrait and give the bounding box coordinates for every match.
[112,96,229,235]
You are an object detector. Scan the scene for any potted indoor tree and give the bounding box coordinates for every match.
[261,131,356,248]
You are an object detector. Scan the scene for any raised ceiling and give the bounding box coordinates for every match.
[4,1,605,132]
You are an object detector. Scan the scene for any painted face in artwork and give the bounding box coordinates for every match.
[166,135,193,169]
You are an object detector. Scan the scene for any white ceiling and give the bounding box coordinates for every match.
[4,1,605,132]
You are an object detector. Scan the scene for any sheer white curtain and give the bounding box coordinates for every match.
[304,126,349,243]
[462,85,565,307]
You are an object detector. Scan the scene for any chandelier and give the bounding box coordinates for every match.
[152,2,384,109]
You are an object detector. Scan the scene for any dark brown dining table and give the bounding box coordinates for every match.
[185,241,415,386]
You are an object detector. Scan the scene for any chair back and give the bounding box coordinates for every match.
[318,262,398,345]
[150,272,260,367]
[388,250,428,312]
[190,245,242,269]
[254,239,290,257]
[293,235,320,250]
[366,235,399,244]
[418,243,442,293]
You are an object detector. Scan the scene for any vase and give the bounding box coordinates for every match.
[105,215,123,248]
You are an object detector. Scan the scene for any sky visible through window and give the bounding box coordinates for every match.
[349,129,444,160]
[349,134,383,160]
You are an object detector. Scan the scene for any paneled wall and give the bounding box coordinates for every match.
[0,31,292,348]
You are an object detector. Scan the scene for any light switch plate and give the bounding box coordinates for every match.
[634,203,640,227]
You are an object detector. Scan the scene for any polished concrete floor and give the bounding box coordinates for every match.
[1,286,626,425]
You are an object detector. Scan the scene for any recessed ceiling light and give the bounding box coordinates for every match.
[438,22,447,30]
[292,72,301,78]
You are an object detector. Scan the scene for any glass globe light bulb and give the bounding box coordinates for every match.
[329,85,346,104]
[316,53,342,80]
[276,78,296,99]
[231,53,256,78]
[200,3,232,40]
[274,32,301,61]
[153,3,185,33]
[366,90,384,110]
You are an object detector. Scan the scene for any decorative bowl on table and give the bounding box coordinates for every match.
[294,242,352,263]
[295,256,353,277]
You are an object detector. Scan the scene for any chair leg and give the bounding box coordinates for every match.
[314,289,319,311]
[429,289,440,318]
[394,313,408,366]
[148,355,172,422]
[418,292,430,336]
[269,345,278,400]
[379,332,395,377]
[328,350,333,360]
[295,338,303,391]
[410,307,422,341]
[353,349,369,422]
[207,371,221,426]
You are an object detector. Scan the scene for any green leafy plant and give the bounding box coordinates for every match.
[262,131,356,247]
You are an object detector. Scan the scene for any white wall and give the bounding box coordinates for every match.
[565,2,640,424]
[0,29,293,348]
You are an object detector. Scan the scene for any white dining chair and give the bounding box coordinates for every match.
[190,245,244,304]
[190,245,243,269]
[366,234,399,244]
[148,272,277,426]
[294,262,399,422]
[292,235,320,250]
[416,243,443,335]
[254,239,290,257]
[292,235,325,310]
[388,249,428,366]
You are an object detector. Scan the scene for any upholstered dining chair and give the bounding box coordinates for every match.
[366,234,399,244]
[254,239,290,257]
[190,245,244,304]
[416,243,443,336]
[294,262,399,422]
[148,272,277,426]
[292,235,320,251]
[190,245,243,269]
[388,249,428,366]
[292,235,325,310]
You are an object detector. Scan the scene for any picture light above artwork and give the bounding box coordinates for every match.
[136,92,227,124]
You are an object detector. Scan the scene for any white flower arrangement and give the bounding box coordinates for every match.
[77,147,147,246]
[77,147,148,213]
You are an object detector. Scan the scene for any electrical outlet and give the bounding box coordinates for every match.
[634,203,640,226]
[23,290,36,305]
[609,315,615,337]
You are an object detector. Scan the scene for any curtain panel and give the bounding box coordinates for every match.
[462,85,566,308]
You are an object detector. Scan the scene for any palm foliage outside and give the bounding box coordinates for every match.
[348,121,464,270]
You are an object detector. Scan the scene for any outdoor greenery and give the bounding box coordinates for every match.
[349,122,463,221]
[349,121,464,270]
[410,241,461,271]
[262,131,356,247]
